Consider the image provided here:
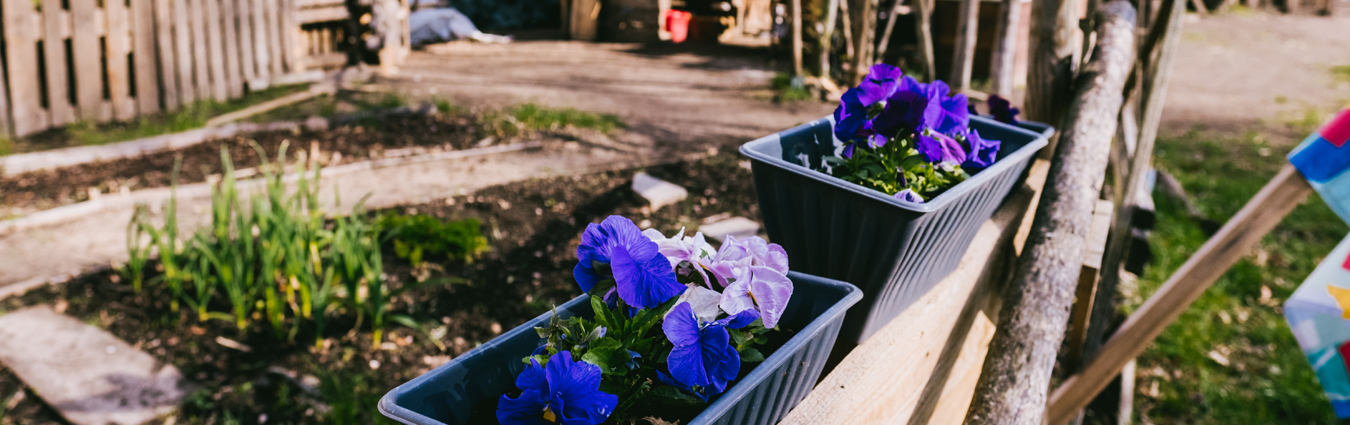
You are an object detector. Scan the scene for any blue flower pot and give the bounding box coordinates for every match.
[378,272,862,425]
[739,115,1053,344]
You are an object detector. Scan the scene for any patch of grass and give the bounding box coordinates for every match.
[770,73,813,103]
[1333,65,1350,83]
[478,103,625,139]
[0,136,11,156]
[1126,130,1348,424]
[378,213,489,267]
[57,84,308,149]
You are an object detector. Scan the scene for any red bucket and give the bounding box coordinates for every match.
[665,10,692,43]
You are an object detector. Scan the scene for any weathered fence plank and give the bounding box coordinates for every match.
[107,0,136,121]
[2,0,43,135]
[222,0,244,98]
[132,0,162,114]
[204,0,229,100]
[252,0,273,82]
[173,0,198,105]
[189,0,212,100]
[42,3,75,127]
[265,0,285,76]
[154,0,180,110]
[237,0,258,87]
[71,0,104,120]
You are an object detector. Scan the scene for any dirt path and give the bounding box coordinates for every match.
[1161,12,1350,140]
[388,41,834,146]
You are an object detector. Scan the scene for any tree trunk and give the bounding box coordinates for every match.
[950,0,981,89]
[793,0,805,76]
[1024,0,1082,125]
[875,0,904,64]
[989,0,1021,97]
[820,0,841,82]
[963,3,1136,424]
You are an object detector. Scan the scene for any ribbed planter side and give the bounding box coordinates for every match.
[742,116,1053,343]
[379,273,862,425]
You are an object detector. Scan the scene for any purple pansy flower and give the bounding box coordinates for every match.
[855,64,904,106]
[719,266,794,329]
[873,76,971,137]
[663,303,760,396]
[894,189,925,203]
[643,228,717,288]
[833,64,905,151]
[961,128,1001,171]
[575,216,686,309]
[703,235,789,289]
[497,351,618,425]
[988,94,1020,124]
[833,89,870,145]
[916,132,967,165]
[933,82,970,135]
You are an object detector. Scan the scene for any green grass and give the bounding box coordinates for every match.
[770,73,813,103]
[478,103,625,139]
[1128,129,1349,424]
[1333,66,1350,83]
[46,84,309,150]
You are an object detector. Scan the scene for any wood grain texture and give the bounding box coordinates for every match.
[280,0,303,73]
[106,0,136,121]
[153,0,180,110]
[963,3,1135,424]
[189,0,211,100]
[174,0,197,105]
[203,0,228,100]
[71,0,104,120]
[950,0,980,89]
[264,0,284,77]
[221,0,243,98]
[132,0,161,113]
[1024,0,1080,125]
[236,0,257,86]
[989,0,1021,98]
[779,161,1049,425]
[2,0,42,135]
[1064,200,1113,367]
[1046,165,1312,424]
[43,3,75,126]
[252,0,272,81]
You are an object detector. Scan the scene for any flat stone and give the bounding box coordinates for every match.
[632,172,688,210]
[699,216,761,242]
[0,306,190,425]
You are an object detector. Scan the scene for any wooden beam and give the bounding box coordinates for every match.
[950,0,980,89]
[1064,199,1113,368]
[964,3,1136,423]
[779,161,1046,425]
[1046,165,1313,424]
[989,0,1021,98]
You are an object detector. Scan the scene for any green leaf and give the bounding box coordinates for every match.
[580,337,627,373]
[648,385,705,406]
[740,348,766,363]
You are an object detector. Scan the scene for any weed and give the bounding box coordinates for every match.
[479,103,625,139]
[770,73,813,103]
[378,213,488,266]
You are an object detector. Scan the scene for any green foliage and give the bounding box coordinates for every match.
[1126,131,1348,424]
[0,136,12,156]
[479,103,626,139]
[825,134,970,199]
[377,213,488,266]
[60,84,307,148]
[122,142,457,348]
[316,369,395,425]
[770,73,813,103]
[1332,65,1350,83]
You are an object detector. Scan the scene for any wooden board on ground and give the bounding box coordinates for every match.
[779,160,1049,425]
[0,306,190,425]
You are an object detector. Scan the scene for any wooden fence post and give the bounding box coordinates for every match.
[1046,166,1313,424]
[950,0,980,90]
[963,3,1136,423]
[1025,0,1082,125]
[989,0,1021,98]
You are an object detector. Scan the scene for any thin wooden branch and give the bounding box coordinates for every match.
[875,0,904,64]
[950,0,981,89]
[1046,165,1313,424]
[989,0,1022,97]
[912,0,937,81]
[963,3,1136,423]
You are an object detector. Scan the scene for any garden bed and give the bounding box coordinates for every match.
[0,151,760,424]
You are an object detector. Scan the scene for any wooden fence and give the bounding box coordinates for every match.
[0,0,309,138]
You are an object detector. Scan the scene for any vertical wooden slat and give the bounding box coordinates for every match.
[132,0,161,113]
[42,2,75,127]
[264,0,284,78]
[251,0,272,82]
[71,0,104,120]
[280,0,302,73]
[236,0,256,89]
[154,0,181,110]
[107,0,135,121]
[221,0,242,98]
[2,0,43,135]
[173,0,196,106]
[203,0,227,100]
[189,0,211,100]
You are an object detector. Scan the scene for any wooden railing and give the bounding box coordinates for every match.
[0,0,314,138]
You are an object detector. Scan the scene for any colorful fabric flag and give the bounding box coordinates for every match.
[1285,234,1350,418]
[1288,106,1350,223]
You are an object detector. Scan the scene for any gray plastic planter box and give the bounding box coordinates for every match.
[740,115,1053,344]
[378,272,862,425]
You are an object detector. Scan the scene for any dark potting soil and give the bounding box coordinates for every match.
[0,150,764,425]
[0,113,479,218]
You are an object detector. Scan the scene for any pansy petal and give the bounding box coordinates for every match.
[894,189,925,203]
[663,303,702,347]
[916,133,944,162]
[559,383,617,424]
[763,244,790,275]
[611,243,684,308]
[717,308,761,329]
[516,357,549,392]
[699,325,740,395]
[748,266,794,328]
[719,279,756,317]
[937,92,971,134]
[674,285,725,323]
[497,390,551,425]
[667,342,710,388]
[573,262,602,294]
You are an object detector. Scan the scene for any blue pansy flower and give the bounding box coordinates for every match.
[833,64,905,154]
[497,351,618,425]
[574,216,686,309]
[873,76,971,137]
[961,128,1001,171]
[662,303,760,397]
[855,64,903,106]
[987,94,1020,124]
